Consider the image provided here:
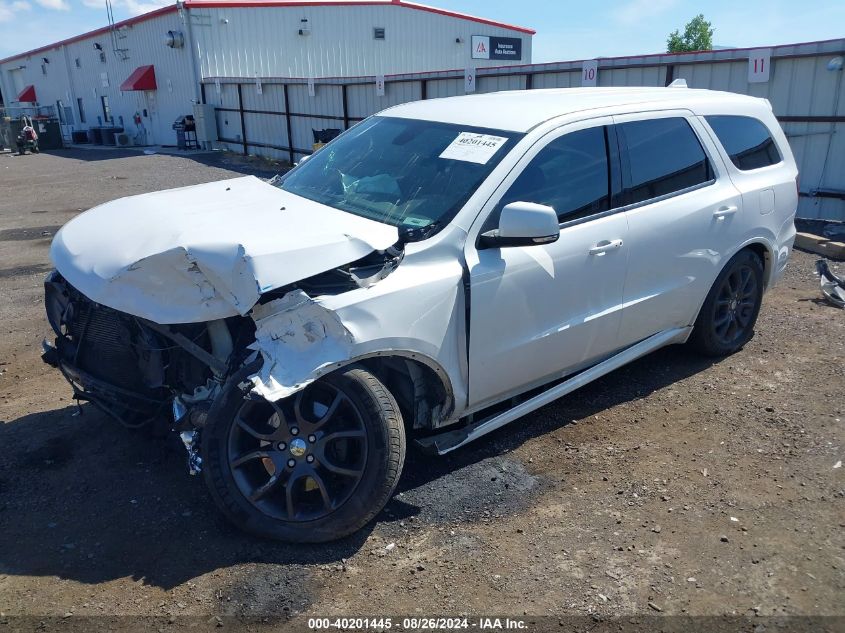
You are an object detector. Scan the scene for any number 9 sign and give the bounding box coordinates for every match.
[582,60,598,87]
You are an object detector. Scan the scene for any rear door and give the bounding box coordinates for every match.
[613,111,743,346]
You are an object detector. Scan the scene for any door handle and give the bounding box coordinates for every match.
[588,239,623,255]
[713,205,738,220]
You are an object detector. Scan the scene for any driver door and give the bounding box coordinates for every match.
[465,117,630,409]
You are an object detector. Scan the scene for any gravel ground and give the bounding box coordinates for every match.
[0,148,843,631]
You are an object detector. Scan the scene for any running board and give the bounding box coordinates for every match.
[416,327,691,455]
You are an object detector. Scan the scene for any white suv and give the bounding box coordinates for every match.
[43,87,798,541]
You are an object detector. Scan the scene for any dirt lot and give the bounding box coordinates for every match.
[0,148,843,630]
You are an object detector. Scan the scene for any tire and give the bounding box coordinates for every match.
[689,248,764,357]
[202,363,405,542]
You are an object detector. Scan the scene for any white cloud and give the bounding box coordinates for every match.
[82,0,171,16]
[614,0,678,25]
[34,0,69,9]
[0,0,30,21]
[121,0,172,16]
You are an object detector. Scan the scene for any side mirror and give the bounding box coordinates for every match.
[479,201,560,249]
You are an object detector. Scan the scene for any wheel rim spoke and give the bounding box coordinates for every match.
[232,450,271,468]
[321,430,366,443]
[317,454,362,478]
[235,415,277,442]
[250,472,283,502]
[308,469,334,510]
[285,468,306,518]
[229,385,368,523]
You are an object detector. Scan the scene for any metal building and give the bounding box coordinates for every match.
[0,0,534,145]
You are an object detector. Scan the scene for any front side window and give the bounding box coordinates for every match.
[705,115,781,171]
[619,117,713,205]
[498,126,610,224]
[277,116,522,231]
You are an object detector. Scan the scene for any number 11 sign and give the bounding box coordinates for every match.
[748,49,771,83]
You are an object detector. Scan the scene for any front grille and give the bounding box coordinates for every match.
[67,300,150,392]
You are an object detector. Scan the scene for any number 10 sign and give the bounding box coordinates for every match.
[582,60,598,87]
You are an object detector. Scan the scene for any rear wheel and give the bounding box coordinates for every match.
[689,249,764,356]
[202,364,405,542]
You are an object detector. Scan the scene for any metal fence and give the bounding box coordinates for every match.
[201,38,845,221]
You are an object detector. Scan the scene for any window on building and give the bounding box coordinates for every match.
[705,115,782,171]
[77,98,86,124]
[99,51,107,63]
[373,27,385,40]
[101,95,112,123]
[75,58,81,68]
[618,117,713,205]
[41,64,47,75]
[499,126,611,224]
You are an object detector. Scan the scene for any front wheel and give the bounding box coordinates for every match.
[689,249,764,357]
[202,364,405,542]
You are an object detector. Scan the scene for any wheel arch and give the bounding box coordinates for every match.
[688,240,774,329]
[345,351,456,432]
[742,240,775,290]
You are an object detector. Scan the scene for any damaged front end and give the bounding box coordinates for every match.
[42,270,246,434]
[42,237,411,476]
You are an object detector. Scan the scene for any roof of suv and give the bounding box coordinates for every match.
[385,87,765,132]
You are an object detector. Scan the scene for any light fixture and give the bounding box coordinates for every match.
[42,57,49,64]
[93,42,102,50]
[828,56,843,71]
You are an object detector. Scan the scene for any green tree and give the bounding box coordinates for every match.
[667,14,714,53]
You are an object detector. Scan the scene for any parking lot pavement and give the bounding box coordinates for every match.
[0,149,843,625]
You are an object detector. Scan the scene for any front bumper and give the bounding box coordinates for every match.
[43,271,169,422]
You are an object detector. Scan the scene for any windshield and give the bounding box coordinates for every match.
[276,116,522,232]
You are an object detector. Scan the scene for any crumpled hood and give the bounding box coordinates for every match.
[51,175,398,324]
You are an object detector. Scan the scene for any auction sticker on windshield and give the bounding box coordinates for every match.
[439,132,508,164]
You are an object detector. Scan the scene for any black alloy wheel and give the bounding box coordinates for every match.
[202,364,405,542]
[227,381,368,522]
[690,248,764,356]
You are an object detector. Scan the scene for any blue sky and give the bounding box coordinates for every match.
[1,0,843,60]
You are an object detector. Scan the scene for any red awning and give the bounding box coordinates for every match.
[120,65,157,91]
[17,84,36,102]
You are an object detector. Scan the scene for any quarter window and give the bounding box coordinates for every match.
[619,117,713,205]
[499,126,610,223]
[705,115,781,171]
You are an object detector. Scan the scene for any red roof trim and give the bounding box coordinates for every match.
[180,0,536,34]
[17,84,37,102]
[0,5,177,65]
[120,64,157,91]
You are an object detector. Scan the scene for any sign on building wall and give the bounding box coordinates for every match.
[375,74,385,97]
[471,35,522,61]
[100,72,109,88]
[748,49,771,83]
[307,77,315,97]
[465,68,476,93]
[582,60,598,87]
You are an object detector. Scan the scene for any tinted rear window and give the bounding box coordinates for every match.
[705,115,781,171]
[619,117,714,205]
